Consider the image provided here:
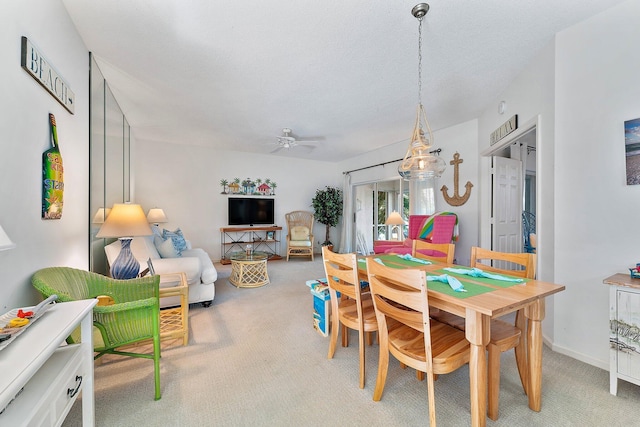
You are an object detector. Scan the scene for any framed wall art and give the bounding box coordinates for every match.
[625,118,640,185]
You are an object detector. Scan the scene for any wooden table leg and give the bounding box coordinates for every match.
[525,299,545,411]
[466,309,490,427]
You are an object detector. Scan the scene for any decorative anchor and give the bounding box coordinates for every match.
[441,152,473,206]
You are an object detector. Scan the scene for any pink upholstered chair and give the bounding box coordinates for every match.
[373,213,457,255]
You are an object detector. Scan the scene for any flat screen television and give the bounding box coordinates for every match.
[228,197,275,226]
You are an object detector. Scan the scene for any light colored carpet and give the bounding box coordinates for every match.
[64,258,640,426]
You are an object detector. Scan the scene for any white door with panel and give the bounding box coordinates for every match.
[492,156,522,255]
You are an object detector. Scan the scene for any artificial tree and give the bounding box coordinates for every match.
[311,186,343,247]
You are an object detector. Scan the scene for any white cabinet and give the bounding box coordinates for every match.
[604,273,640,395]
[0,299,96,426]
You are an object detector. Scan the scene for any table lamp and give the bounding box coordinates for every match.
[385,211,405,241]
[146,208,168,226]
[0,224,16,251]
[96,203,152,279]
[91,207,111,224]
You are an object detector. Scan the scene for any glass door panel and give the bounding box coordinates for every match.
[353,178,405,254]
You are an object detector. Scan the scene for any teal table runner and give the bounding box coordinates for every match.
[375,254,433,268]
[359,257,496,299]
[434,268,530,289]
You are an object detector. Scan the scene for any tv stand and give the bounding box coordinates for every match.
[220,226,282,264]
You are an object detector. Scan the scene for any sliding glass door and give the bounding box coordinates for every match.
[352,178,408,254]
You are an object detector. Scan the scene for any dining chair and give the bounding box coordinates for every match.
[32,266,162,400]
[322,246,378,389]
[431,246,536,420]
[365,258,470,426]
[412,240,455,264]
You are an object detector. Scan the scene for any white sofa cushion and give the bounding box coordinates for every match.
[148,256,201,285]
[155,236,179,258]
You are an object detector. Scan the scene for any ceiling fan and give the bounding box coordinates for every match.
[270,128,320,153]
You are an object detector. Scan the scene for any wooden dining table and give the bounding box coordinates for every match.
[357,254,565,427]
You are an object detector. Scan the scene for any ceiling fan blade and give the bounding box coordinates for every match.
[270,146,284,153]
[295,145,314,152]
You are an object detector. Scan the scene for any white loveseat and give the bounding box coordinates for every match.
[105,236,217,307]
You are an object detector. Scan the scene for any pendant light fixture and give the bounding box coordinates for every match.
[398,3,446,181]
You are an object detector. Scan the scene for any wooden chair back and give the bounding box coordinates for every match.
[469,246,536,420]
[322,246,361,301]
[365,258,470,426]
[470,247,536,279]
[321,246,378,389]
[412,240,455,264]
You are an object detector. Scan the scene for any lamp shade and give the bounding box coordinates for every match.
[385,211,405,226]
[0,225,16,251]
[96,203,153,238]
[146,208,168,224]
[92,207,111,224]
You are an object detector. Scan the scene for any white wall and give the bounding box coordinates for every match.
[477,36,557,341]
[337,119,480,266]
[0,1,89,310]
[134,141,341,260]
[478,41,556,284]
[477,0,640,369]
[552,0,640,368]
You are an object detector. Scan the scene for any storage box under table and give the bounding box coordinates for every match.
[306,278,331,337]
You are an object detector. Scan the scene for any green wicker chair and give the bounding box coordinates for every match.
[31,267,162,400]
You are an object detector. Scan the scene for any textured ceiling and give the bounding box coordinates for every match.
[62,0,627,161]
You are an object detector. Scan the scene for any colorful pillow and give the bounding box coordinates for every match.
[163,228,187,255]
[418,212,459,242]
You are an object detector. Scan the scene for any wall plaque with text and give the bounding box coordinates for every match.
[21,37,75,114]
[490,114,517,145]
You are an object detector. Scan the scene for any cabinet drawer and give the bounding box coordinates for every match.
[0,344,85,427]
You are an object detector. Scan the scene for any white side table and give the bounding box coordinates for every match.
[0,299,97,426]
[159,272,189,346]
[604,273,640,395]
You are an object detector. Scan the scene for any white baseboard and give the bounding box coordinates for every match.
[544,335,609,371]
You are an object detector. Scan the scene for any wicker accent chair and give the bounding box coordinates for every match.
[31,267,162,400]
[285,210,314,261]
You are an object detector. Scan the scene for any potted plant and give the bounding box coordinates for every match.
[311,186,343,248]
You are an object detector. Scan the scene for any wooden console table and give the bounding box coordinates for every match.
[220,226,282,264]
[0,299,97,426]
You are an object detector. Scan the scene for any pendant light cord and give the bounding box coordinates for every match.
[417,17,423,108]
